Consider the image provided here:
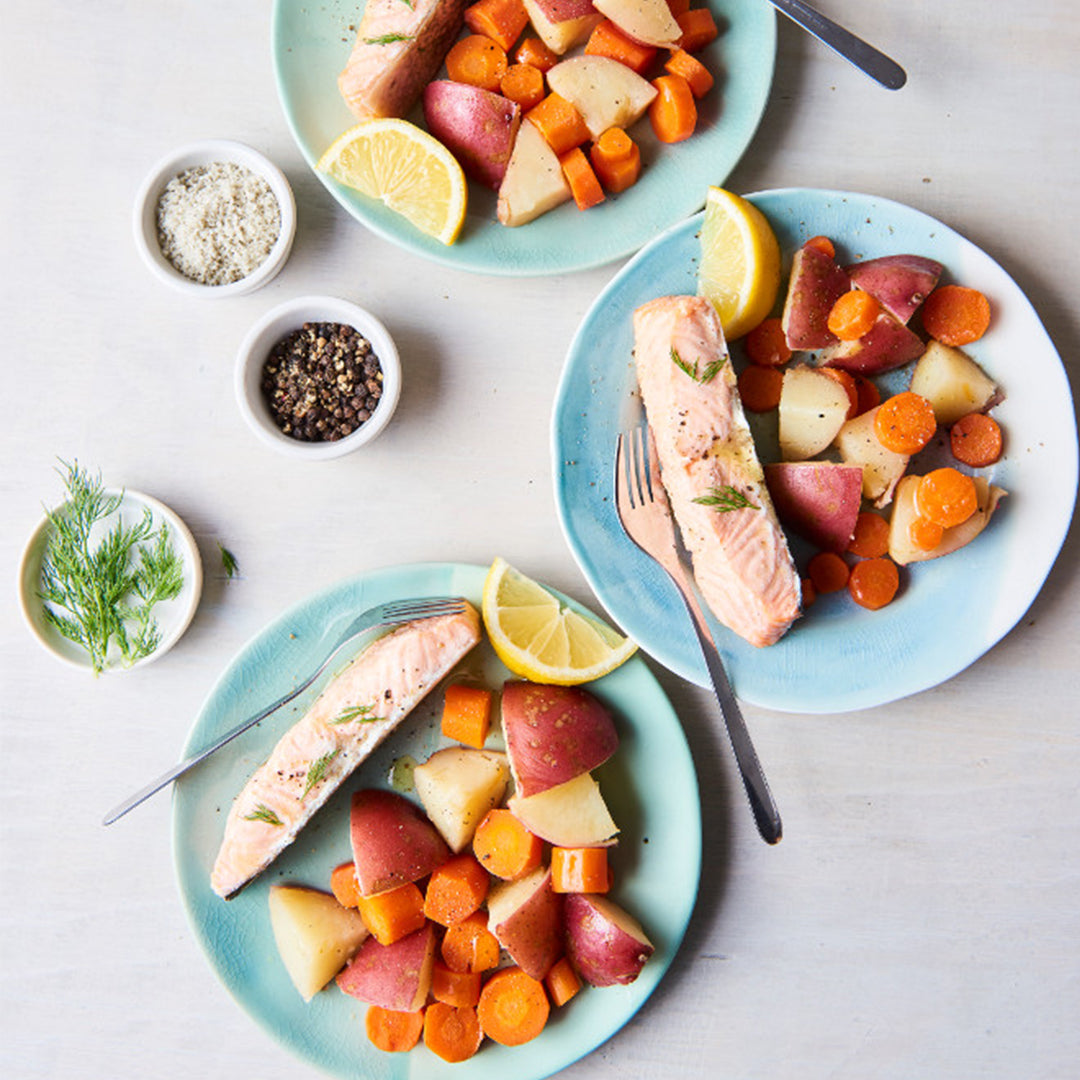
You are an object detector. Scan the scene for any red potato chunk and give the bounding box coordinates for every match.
[336,921,437,1012]
[764,462,864,555]
[818,312,926,376]
[845,254,943,325]
[781,244,851,350]
[487,866,565,980]
[564,893,653,987]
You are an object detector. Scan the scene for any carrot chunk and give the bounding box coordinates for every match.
[500,62,546,111]
[736,364,783,412]
[819,366,858,418]
[544,957,582,1007]
[441,910,501,973]
[423,1002,483,1063]
[847,557,900,610]
[827,289,881,340]
[441,683,493,749]
[330,861,362,908]
[590,127,641,194]
[853,374,880,415]
[921,284,992,346]
[915,468,978,528]
[807,551,850,594]
[356,882,427,946]
[365,1005,425,1053]
[445,34,509,92]
[846,511,890,559]
[664,48,714,98]
[744,317,792,367]
[514,35,558,72]
[908,515,945,551]
[874,391,938,454]
[560,147,606,210]
[950,412,1003,467]
[472,808,543,880]
[432,962,483,1008]
[649,74,697,143]
[803,235,835,258]
[477,966,550,1046]
[526,92,591,155]
[424,853,490,927]
[464,0,529,52]
[551,846,610,893]
[676,7,719,52]
[584,19,658,75]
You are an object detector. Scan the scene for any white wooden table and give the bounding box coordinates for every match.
[2,2,1078,1078]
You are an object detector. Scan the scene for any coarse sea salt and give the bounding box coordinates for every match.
[156,161,281,286]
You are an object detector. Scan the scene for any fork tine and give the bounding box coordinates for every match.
[381,596,467,623]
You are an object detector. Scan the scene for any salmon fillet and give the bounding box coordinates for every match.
[633,295,801,647]
[211,605,481,898]
[338,0,469,121]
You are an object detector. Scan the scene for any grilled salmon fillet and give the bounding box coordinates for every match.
[633,295,801,647]
[211,605,481,898]
[338,0,469,121]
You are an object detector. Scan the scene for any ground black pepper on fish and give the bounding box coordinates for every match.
[261,321,383,441]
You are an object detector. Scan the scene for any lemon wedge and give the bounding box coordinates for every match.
[481,557,637,685]
[697,186,781,340]
[317,119,467,246]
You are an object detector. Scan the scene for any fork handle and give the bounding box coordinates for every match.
[677,587,783,845]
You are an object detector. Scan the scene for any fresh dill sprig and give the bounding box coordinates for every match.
[363,32,414,44]
[329,702,377,725]
[37,461,185,674]
[302,750,340,798]
[218,543,239,579]
[671,347,726,384]
[244,803,284,826]
[692,485,759,512]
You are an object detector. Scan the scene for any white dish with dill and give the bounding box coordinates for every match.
[133,139,296,298]
[18,473,203,673]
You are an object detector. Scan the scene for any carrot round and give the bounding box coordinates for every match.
[874,391,938,454]
[915,468,978,528]
[664,48,714,98]
[908,515,944,552]
[526,92,591,155]
[847,511,890,558]
[330,861,362,908]
[649,74,697,143]
[464,0,529,52]
[848,557,900,610]
[356,881,427,946]
[500,62,545,111]
[737,364,783,412]
[800,576,817,608]
[743,317,792,367]
[365,1005,425,1053]
[827,289,880,341]
[445,34,509,92]
[544,957,582,1007]
[950,412,1003,467]
[853,373,881,416]
[804,235,835,258]
[921,284,992,346]
[560,147,606,210]
[473,808,542,880]
[440,683,493,749]
[551,846,610,893]
[676,7,719,51]
[585,19,658,75]
[819,367,858,418]
[807,551,849,594]
[514,35,558,72]
[590,127,641,194]
[423,1002,483,1063]
[441,910,501,973]
[424,853,490,926]
[432,962,483,1008]
[477,966,550,1046]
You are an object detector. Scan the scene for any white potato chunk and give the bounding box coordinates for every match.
[909,340,1000,426]
[778,365,851,460]
[413,746,510,852]
[592,0,681,47]
[546,56,658,139]
[508,772,619,847]
[832,406,910,508]
[521,0,601,53]
[497,119,572,227]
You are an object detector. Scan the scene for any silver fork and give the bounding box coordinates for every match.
[102,596,468,826]
[615,426,782,844]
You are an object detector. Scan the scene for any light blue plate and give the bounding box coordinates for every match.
[271,0,774,275]
[173,562,701,1079]
[552,188,1079,713]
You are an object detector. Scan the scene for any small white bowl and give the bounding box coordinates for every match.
[18,488,203,673]
[133,139,296,298]
[235,295,402,459]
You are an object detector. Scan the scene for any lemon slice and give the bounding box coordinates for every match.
[482,557,637,685]
[697,186,781,340]
[317,119,467,246]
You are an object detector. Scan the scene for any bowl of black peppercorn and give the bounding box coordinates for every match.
[235,295,401,459]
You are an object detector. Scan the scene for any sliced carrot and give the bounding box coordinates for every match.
[665,0,691,16]
[551,846,610,893]
[584,19,658,76]
[477,965,550,1046]
[356,882,427,946]
[500,62,545,111]
[921,284,992,346]
[423,1002,483,1063]
[744,317,792,367]
[846,511,890,558]
[819,366,859,418]
[804,235,835,258]
[874,391,938,454]
[950,412,1003,467]
[908,515,945,551]
[544,957,582,1007]
[514,35,558,72]
[560,147,606,210]
[330,861,362,908]
[736,364,783,412]
[464,0,529,53]
[827,289,881,340]
[424,853,490,927]
[664,48,714,98]
[441,910,501,973]
[847,557,900,611]
[365,1005,426,1053]
[432,962,483,1008]
[800,576,817,608]
[915,468,978,528]
[807,551,849,594]
[649,73,697,143]
[526,92,591,155]
[445,34,509,92]
[590,127,641,194]
[440,683,493,749]
[853,374,880,415]
[472,808,543,880]
[676,7,719,52]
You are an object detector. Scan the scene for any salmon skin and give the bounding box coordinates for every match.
[633,295,801,647]
[210,605,481,899]
[338,0,469,121]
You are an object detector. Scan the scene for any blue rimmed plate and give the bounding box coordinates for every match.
[552,188,1078,712]
[173,561,700,1078]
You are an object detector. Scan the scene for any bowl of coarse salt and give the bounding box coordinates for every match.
[133,139,296,298]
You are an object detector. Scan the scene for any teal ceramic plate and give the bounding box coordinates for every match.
[552,188,1078,713]
[173,562,700,1079]
[271,0,774,275]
